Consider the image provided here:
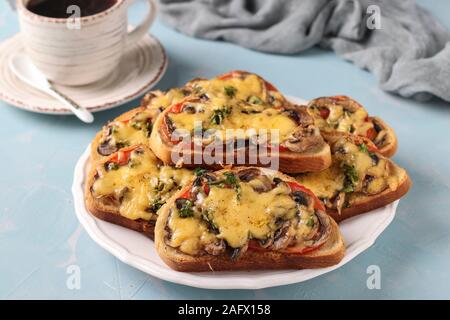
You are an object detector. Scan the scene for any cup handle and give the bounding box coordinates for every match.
[126,0,157,46]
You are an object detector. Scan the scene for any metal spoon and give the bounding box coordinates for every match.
[9,54,94,123]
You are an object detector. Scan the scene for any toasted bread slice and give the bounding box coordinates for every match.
[149,98,331,173]
[155,167,345,272]
[184,70,291,109]
[306,96,397,157]
[85,145,194,238]
[90,107,156,164]
[295,132,411,222]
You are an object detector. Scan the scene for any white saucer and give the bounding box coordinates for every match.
[0,33,167,114]
[71,96,399,290]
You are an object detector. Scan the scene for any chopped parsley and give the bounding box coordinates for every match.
[359,143,370,154]
[359,143,379,164]
[128,159,140,168]
[194,167,208,177]
[306,218,315,227]
[208,172,241,200]
[248,95,263,105]
[342,164,358,193]
[178,199,194,218]
[210,107,231,125]
[148,198,165,213]
[202,211,219,234]
[107,162,120,171]
[224,86,237,97]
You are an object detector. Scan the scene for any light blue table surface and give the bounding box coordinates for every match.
[1,1,450,299]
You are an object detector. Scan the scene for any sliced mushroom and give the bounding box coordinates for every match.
[270,221,295,250]
[258,237,274,249]
[301,210,332,249]
[97,139,118,156]
[230,242,249,260]
[285,105,314,127]
[292,190,311,208]
[334,192,346,215]
[204,239,226,256]
[237,168,260,182]
[248,175,273,193]
[284,126,323,153]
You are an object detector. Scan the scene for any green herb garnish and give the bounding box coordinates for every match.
[224,86,237,97]
[107,162,120,171]
[178,200,194,218]
[209,172,241,200]
[306,218,315,227]
[359,143,369,154]
[194,167,208,177]
[342,164,358,193]
[210,107,231,125]
[248,95,263,105]
[130,121,140,130]
[128,159,140,168]
[202,211,219,234]
[148,198,165,213]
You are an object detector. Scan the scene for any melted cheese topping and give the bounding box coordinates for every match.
[309,104,374,136]
[296,164,344,199]
[145,88,186,111]
[92,148,193,221]
[203,183,297,248]
[168,216,216,255]
[168,102,298,142]
[189,73,286,108]
[102,110,153,152]
[166,173,318,256]
[296,137,399,204]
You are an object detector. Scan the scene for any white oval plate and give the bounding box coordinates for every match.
[72,96,399,289]
[0,32,167,114]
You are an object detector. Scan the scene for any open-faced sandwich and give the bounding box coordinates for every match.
[91,87,190,163]
[85,145,194,238]
[307,96,397,157]
[155,167,345,271]
[295,132,411,222]
[92,71,292,163]
[149,96,331,173]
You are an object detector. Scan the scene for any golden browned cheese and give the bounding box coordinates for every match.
[166,173,318,256]
[296,137,401,204]
[308,103,374,136]
[188,74,285,108]
[144,88,187,111]
[91,148,194,221]
[169,101,298,142]
[104,111,153,149]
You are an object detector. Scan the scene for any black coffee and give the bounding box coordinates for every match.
[26,0,117,18]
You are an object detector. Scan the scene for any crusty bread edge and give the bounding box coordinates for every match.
[369,116,398,158]
[84,157,155,240]
[155,168,345,272]
[328,167,412,223]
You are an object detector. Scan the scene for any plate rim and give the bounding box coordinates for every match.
[0,33,168,115]
[71,95,398,290]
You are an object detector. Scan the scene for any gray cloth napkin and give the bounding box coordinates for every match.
[159,0,450,102]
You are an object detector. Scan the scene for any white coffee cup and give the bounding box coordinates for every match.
[17,0,157,86]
